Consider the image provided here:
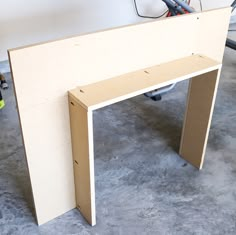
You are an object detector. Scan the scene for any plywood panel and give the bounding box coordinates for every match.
[9,8,231,111]
[68,96,96,225]
[8,8,231,225]
[17,96,76,225]
[69,55,220,110]
[197,8,232,61]
[179,69,221,169]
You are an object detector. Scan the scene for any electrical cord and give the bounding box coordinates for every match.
[198,0,203,11]
[133,0,168,19]
[188,0,202,11]
[232,0,236,11]
[133,0,196,19]
[134,1,234,33]
[228,1,236,32]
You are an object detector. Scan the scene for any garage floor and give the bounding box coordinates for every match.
[0,36,236,234]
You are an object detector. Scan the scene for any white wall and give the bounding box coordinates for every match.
[0,0,235,61]
[0,0,139,61]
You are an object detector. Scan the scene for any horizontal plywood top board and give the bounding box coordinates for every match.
[69,55,220,110]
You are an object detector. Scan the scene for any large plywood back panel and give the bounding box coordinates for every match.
[8,8,231,225]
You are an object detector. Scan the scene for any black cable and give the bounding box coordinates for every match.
[133,0,168,19]
[198,0,203,11]
[229,1,236,32]
[231,0,236,11]
[226,1,236,50]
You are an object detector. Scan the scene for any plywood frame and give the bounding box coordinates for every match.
[8,8,231,225]
[179,69,221,169]
[68,96,96,225]
[68,55,222,225]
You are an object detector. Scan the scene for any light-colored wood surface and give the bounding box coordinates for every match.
[14,96,76,225]
[69,55,220,111]
[68,55,220,225]
[68,56,220,224]
[8,8,231,225]
[68,96,96,226]
[179,69,221,169]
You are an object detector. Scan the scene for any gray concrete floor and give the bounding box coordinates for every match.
[1,37,236,234]
[0,60,10,74]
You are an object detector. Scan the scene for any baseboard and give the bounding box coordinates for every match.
[0,60,10,74]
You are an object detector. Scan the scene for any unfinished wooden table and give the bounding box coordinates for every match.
[68,54,221,225]
[8,7,231,226]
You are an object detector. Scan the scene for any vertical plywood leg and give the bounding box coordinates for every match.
[68,95,96,226]
[179,69,221,169]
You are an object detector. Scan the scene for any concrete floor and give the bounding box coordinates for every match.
[0,41,236,234]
